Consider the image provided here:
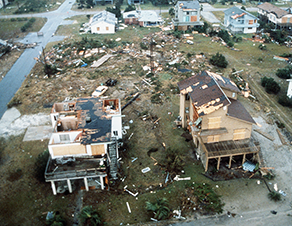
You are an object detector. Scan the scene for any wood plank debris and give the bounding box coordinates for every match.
[124,185,138,197]
[126,202,131,213]
[276,129,287,145]
[91,54,114,68]
[254,129,275,141]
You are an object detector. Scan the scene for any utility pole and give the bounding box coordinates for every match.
[150,38,155,74]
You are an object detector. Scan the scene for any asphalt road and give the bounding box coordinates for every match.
[0,0,79,119]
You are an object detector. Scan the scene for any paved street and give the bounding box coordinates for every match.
[0,0,80,119]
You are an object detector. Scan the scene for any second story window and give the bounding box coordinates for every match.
[59,134,70,142]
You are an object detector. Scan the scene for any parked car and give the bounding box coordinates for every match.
[92,85,108,97]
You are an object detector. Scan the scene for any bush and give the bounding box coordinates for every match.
[44,64,58,76]
[34,150,49,182]
[276,68,291,79]
[169,7,175,17]
[46,211,66,226]
[124,4,135,12]
[210,52,228,68]
[268,191,281,201]
[258,44,267,50]
[276,66,292,79]
[191,183,225,214]
[218,30,230,43]
[261,76,280,94]
[146,198,170,220]
[140,42,148,50]
[79,206,102,226]
[227,41,234,47]
[278,95,292,107]
[160,148,184,173]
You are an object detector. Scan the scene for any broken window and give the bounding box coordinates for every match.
[113,131,118,136]
[97,27,100,31]
[248,20,253,24]
[59,134,70,142]
[106,27,109,30]
[208,117,221,129]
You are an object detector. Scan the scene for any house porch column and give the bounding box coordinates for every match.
[51,181,57,195]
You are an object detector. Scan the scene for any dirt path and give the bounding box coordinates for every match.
[246,76,292,134]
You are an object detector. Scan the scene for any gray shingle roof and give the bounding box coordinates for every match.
[257,2,289,18]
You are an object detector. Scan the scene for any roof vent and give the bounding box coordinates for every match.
[86,117,91,123]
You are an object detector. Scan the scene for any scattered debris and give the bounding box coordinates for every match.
[173,175,191,181]
[254,129,275,141]
[242,161,256,172]
[124,186,138,197]
[141,167,151,173]
[126,202,131,213]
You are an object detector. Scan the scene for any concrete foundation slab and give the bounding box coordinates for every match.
[23,126,52,141]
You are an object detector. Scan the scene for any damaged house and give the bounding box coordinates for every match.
[177,71,260,171]
[172,0,203,31]
[257,2,292,32]
[224,6,259,34]
[45,97,122,195]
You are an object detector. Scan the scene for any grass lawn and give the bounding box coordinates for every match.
[0,17,47,40]
[0,0,65,15]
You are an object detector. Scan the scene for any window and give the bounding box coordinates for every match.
[248,27,252,29]
[59,134,70,142]
[233,129,246,140]
[185,94,190,101]
[208,117,221,129]
[113,131,118,136]
[248,20,253,24]
[106,27,109,30]
[232,92,236,98]
[97,27,100,31]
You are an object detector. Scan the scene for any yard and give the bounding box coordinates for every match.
[1,11,292,226]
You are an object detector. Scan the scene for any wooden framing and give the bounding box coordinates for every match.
[199,136,260,171]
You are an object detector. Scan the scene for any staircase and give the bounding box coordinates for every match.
[108,140,118,180]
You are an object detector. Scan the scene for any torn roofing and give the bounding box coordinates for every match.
[206,71,240,93]
[75,97,112,144]
[177,71,231,116]
[228,99,256,124]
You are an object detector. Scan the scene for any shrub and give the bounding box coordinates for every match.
[44,64,58,77]
[146,198,170,220]
[46,211,66,226]
[261,76,280,94]
[268,191,281,201]
[34,150,49,182]
[276,68,291,79]
[160,148,184,173]
[218,29,230,43]
[278,95,292,107]
[210,52,228,68]
[258,44,267,50]
[192,183,225,214]
[227,41,234,47]
[79,206,102,226]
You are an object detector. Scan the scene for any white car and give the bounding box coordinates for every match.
[91,85,108,97]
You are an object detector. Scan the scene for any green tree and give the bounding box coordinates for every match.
[124,4,135,12]
[146,198,170,220]
[209,52,228,68]
[79,206,102,226]
[261,76,280,94]
[169,7,175,17]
